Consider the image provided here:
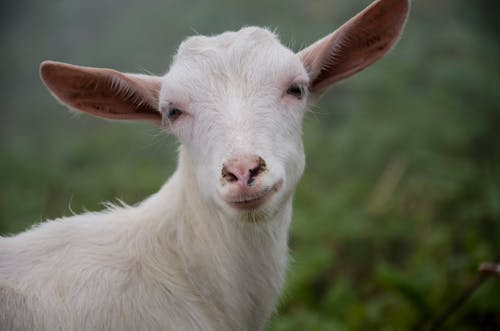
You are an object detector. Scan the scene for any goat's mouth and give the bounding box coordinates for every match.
[223,180,283,211]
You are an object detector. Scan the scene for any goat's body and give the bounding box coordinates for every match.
[0,149,291,330]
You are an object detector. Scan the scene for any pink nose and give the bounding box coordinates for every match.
[221,155,267,186]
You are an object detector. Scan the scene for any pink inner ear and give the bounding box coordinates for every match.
[299,0,410,93]
[40,61,162,122]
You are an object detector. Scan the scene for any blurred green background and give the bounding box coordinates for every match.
[1,0,499,330]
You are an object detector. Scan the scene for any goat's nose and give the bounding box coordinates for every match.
[221,155,267,186]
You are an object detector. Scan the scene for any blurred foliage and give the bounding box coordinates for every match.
[1,0,499,330]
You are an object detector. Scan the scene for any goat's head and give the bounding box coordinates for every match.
[40,0,409,218]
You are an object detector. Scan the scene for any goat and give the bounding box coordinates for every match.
[0,0,409,330]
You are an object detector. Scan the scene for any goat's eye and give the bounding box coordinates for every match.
[161,104,184,127]
[286,84,305,99]
[168,108,182,120]
[163,106,183,124]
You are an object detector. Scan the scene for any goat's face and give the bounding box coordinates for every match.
[39,0,409,217]
[161,28,308,215]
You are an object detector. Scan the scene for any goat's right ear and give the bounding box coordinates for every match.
[298,0,410,95]
[40,61,162,123]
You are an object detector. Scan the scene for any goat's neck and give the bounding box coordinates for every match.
[146,147,292,329]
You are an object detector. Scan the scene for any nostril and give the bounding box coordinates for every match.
[248,157,266,179]
[221,165,238,183]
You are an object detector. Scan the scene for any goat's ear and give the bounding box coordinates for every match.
[298,0,410,94]
[40,61,162,123]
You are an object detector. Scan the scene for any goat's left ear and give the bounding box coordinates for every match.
[299,0,410,94]
[40,61,162,123]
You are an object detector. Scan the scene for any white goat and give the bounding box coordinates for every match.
[0,0,409,330]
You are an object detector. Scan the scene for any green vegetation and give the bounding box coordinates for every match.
[1,0,499,329]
